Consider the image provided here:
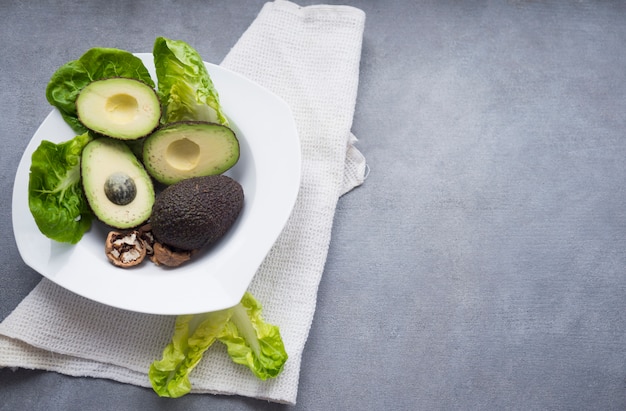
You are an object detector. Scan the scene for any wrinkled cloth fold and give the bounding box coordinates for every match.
[0,0,366,405]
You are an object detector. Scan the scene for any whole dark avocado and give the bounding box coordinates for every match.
[150,175,244,251]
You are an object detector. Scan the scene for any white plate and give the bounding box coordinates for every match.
[12,53,301,315]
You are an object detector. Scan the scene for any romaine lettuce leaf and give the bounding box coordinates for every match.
[28,132,93,243]
[149,292,287,398]
[45,48,155,133]
[218,292,288,380]
[149,309,233,398]
[153,36,229,125]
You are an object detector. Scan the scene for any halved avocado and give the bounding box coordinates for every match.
[81,138,155,229]
[76,78,161,140]
[142,121,240,185]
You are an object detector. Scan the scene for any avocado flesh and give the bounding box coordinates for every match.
[150,175,244,251]
[142,121,240,185]
[76,78,161,140]
[81,138,155,229]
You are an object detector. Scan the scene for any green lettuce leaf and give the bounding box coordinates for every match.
[149,292,287,398]
[28,132,94,243]
[45,48,155,133]
[218,292,288,380]
[149,309,233,398]
[153,36,228,125]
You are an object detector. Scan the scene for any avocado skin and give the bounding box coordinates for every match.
[150,175,244,251]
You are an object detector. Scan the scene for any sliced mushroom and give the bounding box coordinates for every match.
[105,230,147,268]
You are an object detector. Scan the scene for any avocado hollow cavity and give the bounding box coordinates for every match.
[166,138,200,171]
[142,121,240,185]
[105,93,139,125]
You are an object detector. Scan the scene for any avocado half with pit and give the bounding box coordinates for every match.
[81,138,155,229]
[142,121,240,185]
[76,77,161,140]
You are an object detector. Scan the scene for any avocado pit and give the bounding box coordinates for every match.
[104,172,137,206]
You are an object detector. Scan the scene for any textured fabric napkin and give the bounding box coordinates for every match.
[0,0,366,405]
